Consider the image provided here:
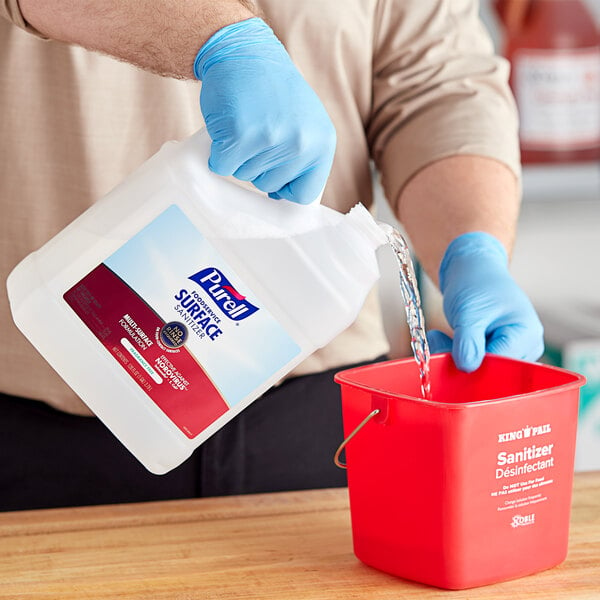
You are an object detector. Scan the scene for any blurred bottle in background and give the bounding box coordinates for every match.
[494,0,600,164]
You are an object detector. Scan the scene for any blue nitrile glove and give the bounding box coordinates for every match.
[427,232,544,372]
[193,18,336,204]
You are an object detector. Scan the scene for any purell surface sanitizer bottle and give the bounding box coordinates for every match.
[7,129,388,474]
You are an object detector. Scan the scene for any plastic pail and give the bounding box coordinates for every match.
[334,353,585,590]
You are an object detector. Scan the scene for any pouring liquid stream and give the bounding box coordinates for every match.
[379,223,432,400]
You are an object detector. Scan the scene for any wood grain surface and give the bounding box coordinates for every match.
[0,473,598,599]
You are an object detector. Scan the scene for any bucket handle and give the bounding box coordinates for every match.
[333,409,380,469]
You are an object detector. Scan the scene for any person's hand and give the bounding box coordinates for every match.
[427,232,544,372]
[194,18,336,204]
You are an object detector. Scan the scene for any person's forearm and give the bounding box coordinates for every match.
[396,155,520,286]
[18,0,257,79]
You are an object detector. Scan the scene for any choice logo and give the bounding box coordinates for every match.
[511,513,535,528]
[189,268,259,321]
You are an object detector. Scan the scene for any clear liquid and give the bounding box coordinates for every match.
[379,223,432,400]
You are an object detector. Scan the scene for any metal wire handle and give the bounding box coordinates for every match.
[333,409,380,469]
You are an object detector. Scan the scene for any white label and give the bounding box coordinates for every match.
[103,204,301,409]
[514,48,600,150]
[65,205,301,440]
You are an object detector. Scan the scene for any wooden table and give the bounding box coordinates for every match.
[0,473,598,599]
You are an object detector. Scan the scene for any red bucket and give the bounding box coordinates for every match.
[334,353,585,590]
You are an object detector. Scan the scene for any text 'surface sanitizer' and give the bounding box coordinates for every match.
[7,129,388,474]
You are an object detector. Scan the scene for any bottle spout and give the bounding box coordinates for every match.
[346,203,390,248]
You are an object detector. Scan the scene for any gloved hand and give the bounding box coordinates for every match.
[194,18,336,204]
[427,232,544,372]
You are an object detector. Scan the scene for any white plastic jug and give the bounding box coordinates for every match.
[7,129,388,474]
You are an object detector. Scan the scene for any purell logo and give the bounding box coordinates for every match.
[189,268,259,321]
[498,424,552,443]
[511,513,535,528]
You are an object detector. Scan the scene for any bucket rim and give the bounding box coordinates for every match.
[334,353,587,408]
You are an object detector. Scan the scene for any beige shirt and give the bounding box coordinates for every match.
[1,0,519,415]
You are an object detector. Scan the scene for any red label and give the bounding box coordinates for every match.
[64,264,229,438]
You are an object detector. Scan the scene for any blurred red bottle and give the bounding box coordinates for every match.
[494,0,600,164]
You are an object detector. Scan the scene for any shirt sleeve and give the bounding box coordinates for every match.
[368,0,521,212]
[2,0,47,37]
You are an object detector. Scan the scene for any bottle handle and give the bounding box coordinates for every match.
[192,128,323,205]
